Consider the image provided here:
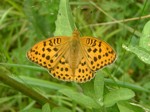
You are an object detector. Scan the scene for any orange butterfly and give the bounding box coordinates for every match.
[27,30,116,83]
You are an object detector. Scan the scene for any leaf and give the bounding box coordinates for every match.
[139,20,150,52]
[24,0,59,37]
[52,107,71,112]
[54,0,75,36]
[22,108,42,112]
[0,8,13,25]
[143,82,150,89]
[106,104,120,112]
[122,44,150,64]
[104,88,135,107]
[42,103,51,112]
[59,89,100,109]
[117,101,145,112]
[123,20,150,65]
[14,76,72,90]
[94,72,104,105]
[80,81,95,98]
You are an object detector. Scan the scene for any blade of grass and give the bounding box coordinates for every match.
[104,79,150,93]
[0,67,55,106]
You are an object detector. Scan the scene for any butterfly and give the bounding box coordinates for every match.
[27,29,116,83]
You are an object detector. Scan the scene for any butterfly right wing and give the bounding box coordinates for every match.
[72,37,116,83]
[80,36,116,71]
[74,57,95,83]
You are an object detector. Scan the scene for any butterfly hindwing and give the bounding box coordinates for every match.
[49,56,74,82]
[74,57,95,83]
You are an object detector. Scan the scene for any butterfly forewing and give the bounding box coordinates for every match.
[27,36,69,69]
[80,37,116,71]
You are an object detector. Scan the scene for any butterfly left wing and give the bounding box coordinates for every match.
[80,36,116,71]
[27,36,75,82]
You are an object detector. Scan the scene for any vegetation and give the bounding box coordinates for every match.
[0,0,150,112]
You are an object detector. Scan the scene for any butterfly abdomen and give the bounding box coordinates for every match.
[68,39,81,75]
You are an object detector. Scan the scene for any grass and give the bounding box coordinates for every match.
[0,0,150,112]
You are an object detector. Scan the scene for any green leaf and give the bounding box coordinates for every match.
[13,76,72,90]
[122,44,150,64]
[24,0,59,37]
[106,104,120,112]
[139,20,150,51]
[22,108,42,112]
[59,89,100,109]
[0,8,13,25]
[52,107,71,112]
[123,21,150,65]
[80,81,95,98]
[42,103,51,112]
[0,97,14,104]
[143,82,150,89]
[94,72,104,105]
[0,67,51,105]
[104,88,135,107]
[54,0,75,36]
[117,101,145,112]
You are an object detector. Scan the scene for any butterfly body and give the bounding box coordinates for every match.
[27,30,116,83]
[66,30,82,76]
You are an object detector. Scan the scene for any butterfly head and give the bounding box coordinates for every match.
[72,29,80,40]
